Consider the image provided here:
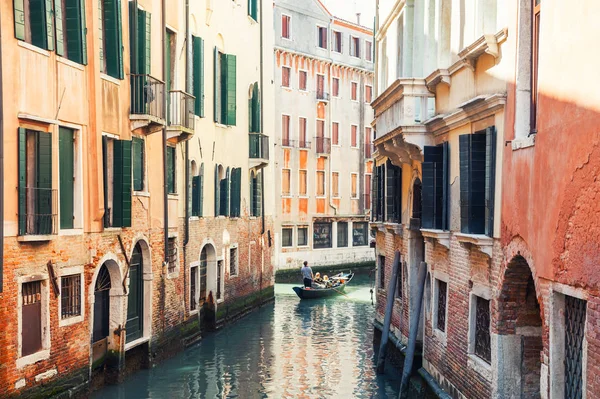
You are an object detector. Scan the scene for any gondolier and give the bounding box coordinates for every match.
[301,261,313,288]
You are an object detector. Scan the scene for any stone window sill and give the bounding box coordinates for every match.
[421,229,451,249]
[124,336,150,352]
[385,222,403,236]
[17,234,56,243]
[433,328,448,346]
[511,135,536,151]
[467,353,492,381]
[16,349,50,369]
[454,233,493,257]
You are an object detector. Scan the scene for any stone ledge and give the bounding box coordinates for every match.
[511,135,536,150]
[421,229,451,249]
[454,233,494,257]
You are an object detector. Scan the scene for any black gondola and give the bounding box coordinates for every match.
[292,272,354,299]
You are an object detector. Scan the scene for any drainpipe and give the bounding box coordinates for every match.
[0,20,4,292]
[327,17,337,215]
[183,0,191,247]
[162,0,168,264]
[259,0,265,236]
[374,0,379,97]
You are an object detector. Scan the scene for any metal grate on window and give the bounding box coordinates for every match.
[474,296,491,363]
[230,248,238,276]
[190,267,198,311]
[168,238,178,273]
[61,274,81,319]
[565,295,586,399]
[23,281,42,305]
[436,280,447,332]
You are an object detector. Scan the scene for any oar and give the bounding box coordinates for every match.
[331,285,349,298]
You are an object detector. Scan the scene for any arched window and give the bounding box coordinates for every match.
[249,82,260,133]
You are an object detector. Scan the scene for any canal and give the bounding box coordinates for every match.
[93,273,400,398]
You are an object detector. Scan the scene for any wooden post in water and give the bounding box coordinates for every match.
[399,261,427,398]
[376,250,401,374]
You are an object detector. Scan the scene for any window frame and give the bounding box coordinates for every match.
[365,84,373,104]
[281,227,293,248]
[59,267,85,327]
[189,261,200,314]
[331,121,340,146]
[281,113,292,147]
[298,116,308,148]
[299,169,308,197]
[467,284,493,378]
[229,244,239,277]
[350,124,358,148]
[166,145,177,194]
[282,168,292,197]
[298,69,308,92]
[351,173,359,199]
[337,221,348,248]
[281,14,292,40]
[332,77,340,98]
[351,81,358,102]
[18,276,51,368]
[316,25,328,50]
[530,0,541,133]
[297,226,309,247]
[313,222,332,249]
[332,30,343,53]
[281,65,291,88]
[350,35,361,58]
[378,255,386,288]
[331,171,340,198]
[365,40,373,62]
[351,221,369,247]
[316,170,326,198]
[433,275,449,338]
[132,136,146,193]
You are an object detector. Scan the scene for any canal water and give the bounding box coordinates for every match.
[93,273,400,398]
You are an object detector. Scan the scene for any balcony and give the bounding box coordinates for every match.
[298,140,311,150]
[18,187,57,241]
[249,133,269,168]
[315,137,331,155]
[130,74,166,133]
[167,90,195,142]
[316,91,330,102]
[281,138,296,148]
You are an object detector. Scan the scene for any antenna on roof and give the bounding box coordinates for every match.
[356,12,361,25]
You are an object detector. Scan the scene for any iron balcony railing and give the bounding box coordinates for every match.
[281,138,296,147]
[249,133,270,160]
[315,137,331,155]
[168,90,195,131]
[316,91,330,101]
[298,140,311,149]
[130,74,166,121]
[18,187,58,236]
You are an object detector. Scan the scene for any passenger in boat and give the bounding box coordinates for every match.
[301,261,313,288]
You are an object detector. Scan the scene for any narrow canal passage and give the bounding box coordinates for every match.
[93,274,400,398]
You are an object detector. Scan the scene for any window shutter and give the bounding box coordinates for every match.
[192,36,205,117]
[213,47,220,123]
[55,0,65,56]
[470,133,486,234]
[442,141,450,230]
[225,167,230,216]
[18,128,26,235]
[459,135,471,233]
[192,175,200,216]
[214,167,219,215]
[371,163,378,220]
[128,1,138,73]
[115,0,124,78]
[230,168,236,217]
[421,156,434,229]
[113,140,132,227]
[102,136,109,227]
[59,128,75,230]
[132,137,144,191]
[44,0,55,51]
[28,0,47,49]
[36,132,53,235]
[135,8,150,74]
[199,165,204,217]
[64,0,85,63]
[143,11,151,74]
[14,0,25,40]
[394,165,402,222]
[386,161,395,222]
[225,55,237,126]
[485,127,497,237]
[167,147,175,194]
[105,0,124,78]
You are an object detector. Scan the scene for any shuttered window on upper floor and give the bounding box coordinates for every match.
[459,127,496,237]
[102,136,132,228]
[192,163,204,217]
[248,0,258,22]
[167,146,176,194]
[229,168,242,218]
[129,3,151,75]
[14,0,55,51]
[250,170,262,217]
[422,142,449,230]
[214,49,237,125]
[385,160,402,224]
[56,0,88,64]
[99,0,124,78]
[192,36,205,117]
[249,83,260,133]
[132,137,144,192]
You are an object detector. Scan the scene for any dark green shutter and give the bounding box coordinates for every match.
[105,0,124,78]
[167,147,175,194]
[459,135,471,233]
[36,132,53,235]
[113,140,132,227]
[14,0,25,40]
[485,127,497,237]
[199,165,204,217]
[371,162,377,220]
[64,0,86,64]
[220,52,227,123]
[143,11,151,74]
[29,0,47,49]
[256,171,262,216]
[55,0,64,55]
[59,128,74,229]
[225,54,237,126]
[459,133,486,234]
[442,141,450,230]
[214,166,219,215]
[421,155,434,229]
[248,0,257,21]
[224,167,230,216]
[132,8,150,74]
[132,137,144,191]
[192,175,200,216]
[192,36,204,117]
[231,168,241,217]
[423,145,445,229]
[165,29,173,92]
[229,169,236,217]
[214,47,219,122]
[18,128,26,235]
[102,136,109,227]
[44,0,55,51]
[385,161,395,222]
[128,1,137,73]
[251,83,260,133]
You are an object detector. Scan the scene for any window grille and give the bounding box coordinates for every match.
[565,295,586,399]
[168,238,178,273]
[230,248,238,276]
[436,280,447,332]
[61,274,81,319]
[474,296,491,363]
[22,281,42,356]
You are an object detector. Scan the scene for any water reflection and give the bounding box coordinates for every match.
[93,275,399,398]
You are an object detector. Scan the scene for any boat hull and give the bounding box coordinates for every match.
[292,273,354,299]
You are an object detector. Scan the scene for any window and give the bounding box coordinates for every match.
[299,170,307,196]
[14,0,54,51]
[365,174,372,210]
[351,82,358,101]
[199,248,208,302]
[229,168,242,218]
[378,255,385,288]
[216,260,223,300]
[132,137,144,192]
[249,82,260,132]
[333,31,342,53]
[332,122,339,145]
[434,279,447,332]
[337,222,348,247]
[531,0,541,132]
[365,41,373,62]
[190,265,198,311]
[316,74,325,99]
[316,171,325,197]
[282,66,291,88]
[350,36,360,58]
[59,127,75,230]
[167,237,178,273]
[422,143,449,230]
[214,49,237,125]
[248,0,258,21]
[299,70,307,91]
[99,0,124,78]
[281,14,291,39]
[372,164,385,222]
[282,169,291,196]
[352,222,368,246]
[332,172,339,197]
[192,163,204,217]
[299,117,307,148]
[229,247,238,276]
[165,29,176,93]
[17,129,55,236]
[313,222,332,249]
[459,128,496,236]
[128,4,151,75]
[282,115,291,146]
[101,136,132,228]
[351,173,358,198]
[351,125,358,147]
[474,296,491,363]
[396,262,403,298]
[317,26,328,49]
[167,146,176,194]
[282,227,293,247]
[365,127,373,158]
[60,274,81,319]
[21,280,43,357]
[215,166,230,217]
[332,77,340,97]
[298,227,308,246]
[192,36,205,117]
[365,85,373,103]
[250,170,262,217]
[385,160,402,223]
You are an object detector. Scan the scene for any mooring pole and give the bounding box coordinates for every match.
[376,250,401,374]
[399,261,428,398]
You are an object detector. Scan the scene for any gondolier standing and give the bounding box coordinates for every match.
[301,261,313,288]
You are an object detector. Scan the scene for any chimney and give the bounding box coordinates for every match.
[356,12,361,25]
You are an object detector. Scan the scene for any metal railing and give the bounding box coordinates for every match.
[168,90,195,131]
[18,187,58,236]
[298,140,311,149]
[281,138,296,147]
[316,91,330,101]
[249,133,270,160]
[315,137,331,155]
[130,74,165,121]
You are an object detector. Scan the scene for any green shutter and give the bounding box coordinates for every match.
[29,0,47,49]
[114,0,124,78]
[80,0,88,64]
[65,0,86,64]
[14,0,25,40]
[102,136,109,227]
[192,175,200,216]
[55,0,64,55]
[128,1,138,73]
[485,127,497,237]
[36,132,53,235]
[143,11,151,74]
[98,0,103,71]
[18,128,26,235]
[256,171,262,216]
[132,137,144,191]
[254,83,260,132]
[193,36,205,117]
[134,8,150,74]
[167,146,175,194]
[224,167,230,216]
[248,0,258,21]
[44,0,54,51]
[165,30,173,92]
[214,166,219,215]
[199,165,204,217]
[113,140,132,227]
[225,54,237,126]
[213,47,220,123]
[59,128,74,230]
[121,140,132,227]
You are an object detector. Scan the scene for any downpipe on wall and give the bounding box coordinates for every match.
[0,17,4,292]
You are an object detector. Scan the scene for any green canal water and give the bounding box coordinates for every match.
[93,274,400,398]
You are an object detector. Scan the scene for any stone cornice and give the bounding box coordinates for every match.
[274,47,374,75]
[371,78,429,116]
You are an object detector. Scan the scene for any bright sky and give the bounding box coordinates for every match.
[320,0,376,28]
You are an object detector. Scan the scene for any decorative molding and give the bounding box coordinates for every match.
[421,229,451,249]
[425,69,451,92]
[455,233,494,258]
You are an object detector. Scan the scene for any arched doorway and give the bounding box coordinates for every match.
[497,255,543,398]
[126,243,144,343]
[93,265,111,344]
[201,243,217,302]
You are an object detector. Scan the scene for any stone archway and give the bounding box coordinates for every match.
[496,255,543,398]
[200,243,217,303]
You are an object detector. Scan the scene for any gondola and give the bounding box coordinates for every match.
[292,272,354,299]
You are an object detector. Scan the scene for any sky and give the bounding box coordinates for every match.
[320,0,376,28]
